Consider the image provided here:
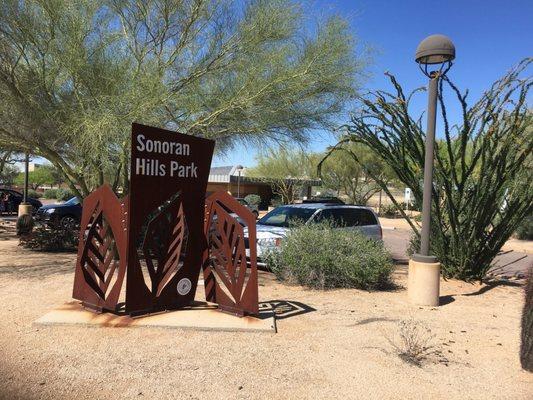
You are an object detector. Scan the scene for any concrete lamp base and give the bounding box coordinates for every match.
[408,254,441,307]
[18,203,33,217]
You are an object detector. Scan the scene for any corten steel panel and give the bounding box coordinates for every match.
[202,191,259,316]
[126,123,214,315]
[72,185,129,312]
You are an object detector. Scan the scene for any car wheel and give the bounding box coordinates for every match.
[60,215,77,229]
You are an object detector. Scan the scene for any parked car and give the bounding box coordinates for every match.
[0,187,42,214]
[245,203,382,265]
[235,197,259,218]
[36,197,82,228]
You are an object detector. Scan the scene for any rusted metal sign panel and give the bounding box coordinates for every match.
[72,185,128,312]
[203,191,259,316]
[126,123,214,315]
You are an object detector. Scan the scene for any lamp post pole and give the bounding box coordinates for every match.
[23,153,29,204]
[408,34,455,307]
[419,73,439,256]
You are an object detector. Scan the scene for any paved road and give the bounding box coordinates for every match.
[382,227,532,278]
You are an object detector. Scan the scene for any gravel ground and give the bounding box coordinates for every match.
[0,224,532,400]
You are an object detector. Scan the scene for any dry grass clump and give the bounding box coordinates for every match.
[386,318,439,366]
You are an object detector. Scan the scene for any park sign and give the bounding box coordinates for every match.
[72,123,259,317]
[126,123,214,315]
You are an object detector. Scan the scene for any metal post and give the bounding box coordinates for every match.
[237,170,241,198]
[419,73,439,257]
[23,153,29,203]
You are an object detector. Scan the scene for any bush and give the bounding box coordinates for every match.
[270,196,283,208]
[244,194,261,206]
[16,214,34,236]
[19,223,79,251]
[265,222,394,290]
[380,203,398,218]
[521,267,533,371]
[43,189,58,199]
[56,188,74,201]
[515,216,533,241]
[27,189,42,199]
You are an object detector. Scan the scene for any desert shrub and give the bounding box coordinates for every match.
[270,196,283,208]
[244,194,261,206]
[515,216,533,241]
[56,188,74,201]
[27,189,42,198]
[43,189,58,199]
[19,223,79,251]
[380,203,398,218]
[16,214,34,236]
[521,267,533,372]
[265,222,393,290]
[386,318,439,367]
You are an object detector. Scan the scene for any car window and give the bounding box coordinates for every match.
[359,209,378,226]
[314,208,377,227]
[65,197,81,205]
[8,190,21,199]
[258,206,316,227]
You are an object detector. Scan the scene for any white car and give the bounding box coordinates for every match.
[245,203,382,266]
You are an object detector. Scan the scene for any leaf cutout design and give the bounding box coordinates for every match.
[140,192,187,297]
[203,191,259,316]
[79,205,120,301]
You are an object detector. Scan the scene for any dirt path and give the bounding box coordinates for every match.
[0,236,531,399]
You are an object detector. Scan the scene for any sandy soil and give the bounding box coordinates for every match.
[0,227,532,400]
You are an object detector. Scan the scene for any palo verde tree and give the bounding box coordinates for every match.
[0,0,365,198]
[319,142,396,205]
[324,59,532,281]
[248,147,318,203]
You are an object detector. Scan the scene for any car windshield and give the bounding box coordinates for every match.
[258,206,316,227]
[64,197,80,205]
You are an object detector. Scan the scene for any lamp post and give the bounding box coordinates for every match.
[408,34,455,306]
[235,165,244,198]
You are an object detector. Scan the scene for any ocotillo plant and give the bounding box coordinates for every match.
[322,59,532,281]
[521,267,533,372]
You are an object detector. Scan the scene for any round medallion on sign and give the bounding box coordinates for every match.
[177,278,192,296]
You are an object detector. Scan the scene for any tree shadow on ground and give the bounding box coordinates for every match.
[0,260,74,279]
[461,280,523,297]
[258,300,316,320]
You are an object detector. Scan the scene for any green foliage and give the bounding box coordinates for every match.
[380,204,399,218]
[515,216,533,240]
[19,223,78,252]
[265,222,394,290]
[521,268,533,371]
[0,0,366,198]
[27,189,41,199]
[319,142,396,205]
[56,189,75,202]
[43,189,58,199]
[334,60,533,282]
[248,147,318,203]
[16,214,34,236]
[270,196,283,207]
[0,151,21,186]
[244,194,261,206]
[14,165,57,190]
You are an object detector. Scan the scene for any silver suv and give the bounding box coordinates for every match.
[245,203,382,264]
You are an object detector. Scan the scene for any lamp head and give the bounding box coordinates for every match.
[415,34,455,77]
